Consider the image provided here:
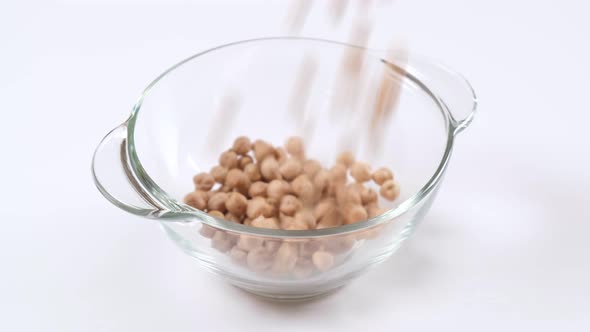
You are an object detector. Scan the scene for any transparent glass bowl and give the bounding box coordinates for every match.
[92,37,477,300]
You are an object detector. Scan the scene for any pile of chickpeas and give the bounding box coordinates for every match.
[184,136,400,276]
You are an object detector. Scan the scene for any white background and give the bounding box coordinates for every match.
[1,0,589,330]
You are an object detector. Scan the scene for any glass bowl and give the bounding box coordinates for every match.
[92,37,477,300]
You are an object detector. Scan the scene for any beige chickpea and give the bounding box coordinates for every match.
[247,197,272,218]
[314,198,335,221]
[243,163,261,182]
[380,180,400,201]
[292,174,314,202]
[329,164,347,184]
[316,209,342,229]
[366,203,386,218]
[183,190,208,210]
[350,161,371,182]
[294,209,316,229]
[207,193,228,213]
[253,139,275,162]
[336,150,355,168]
[232,136,251,155]
[260,157,281,181]
[208,210,224,218]
[246,247,273,271]
[229,246,248,265]
[279,158,303,181]
[271,242,299,274]
[336,184,361,206]
[360,187,378,205]
[224,212,241,223]
[211,231,233,252]
[281,214,309,230]
[285,136,305,159]
[225,192,248,216]
[250,216,280,229]
[237,235,264,251]
[293,258,314,279]
[199,224,216,238]
[275,147,288,164]
[372,167,393,185]
[264,240,281,252]
[280,195,302,216]
[299,240,322,257]
[267,179,290,201]
[239,156,254,169]
[193,172,215,191]
[219,150,239,169]
[225,169,251,194]
[343,204,368,224]
[210,165,228,184]
[313,169,330,196]
[312,251,335,272]
[248,181,268,198]
[303,159,322,178]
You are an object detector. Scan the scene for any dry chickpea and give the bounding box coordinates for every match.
[183,190,208,210]
[292,174,314,202]
[232,136,251,155]
[219,150,239,169]
[303,159,322,178]
[294,209,316,229]
[275,147,288,164]
[266,179,289,201]
[299,240,322,257]
[285,136,305,159]
[199,224,216,238]
[247,247,273,271]
[225,192,248,216]
[360,187,378,205]
[372,167,393,185]
[313,169,330,195]
[329,164,347,184]
[208,210,224,218]
[281,214,309,230]
[316,209,342,229]
[293,258,314,279]
[312,251,335,272]
[380,180,400,201]
[366,204,386,218]
[211,231,233,252]
[243,163,261,182]
[271,242,299,274]
[336,150,355,168]
[264,240,281,252]
[207,192,228,213]
[280,195,302,216]
[225,213,241,223]
[350,161,371,182]
[253,139,275,162]
[314,198,335,220]
[248,181,268,198]
[250,216,280,229]
[237,235,264,251]
[210,165,228,184]
[247,197,272,218]
[343,204,368,224]
[225,169,251,194]
[279,158,303,181]
[229,246,248,265]
[239,156,254,169]
[193,172,215,191]
[336,184,361,206]
[260,157,281,181]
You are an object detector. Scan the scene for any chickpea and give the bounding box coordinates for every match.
[293,258,314,279]
[360,187,378,205]
[183,190,208,210]
[329,164,347,184]
[211,231,233,252]
[225,169,250,194]
[294,209,316,229]
[243,163,261,182]
[253,139,275,162]
[225,192,248,216]
[314,198,335,220]
[210,165,228,184]
[280,195,302,216]
[316,209,342,229]
[237,235,264,251]
[303,159,322,178]
[281,214,309,230]
[219,150,239,169]
[299,240,322,257]
[313,169,330,196]
[207,192,228,213]
[336,184,361,206]
[292,174,314,202]
[199,224,216,238]
[372,167,393,185]
[239,156,253,169]
[225,212,241,223]
[279,158,303,181]
[380,180,400,201]
[366,203,386,218]
[343,204,368,224]
[336,150,355,168]
[271,242,299,274]
[248,181,268,198]
[275,147,288,164]
[247,247,273,271]
[312,251,335,272]
[232,136,251,155]
[229,246,248,265]
[250,216,280,229]
[350,161,371,182]
[192,172,215,191]
[260,157,281,181]
[285,136,305,159]
[246,197,272,218]
[208,210,224,218]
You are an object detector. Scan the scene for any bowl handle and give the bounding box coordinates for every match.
[91,124,160,217]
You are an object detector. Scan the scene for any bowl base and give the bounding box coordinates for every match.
[231,284,346,302]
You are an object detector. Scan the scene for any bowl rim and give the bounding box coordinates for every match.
[124,36,467,238]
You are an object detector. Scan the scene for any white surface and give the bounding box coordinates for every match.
[1,0,589,330]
